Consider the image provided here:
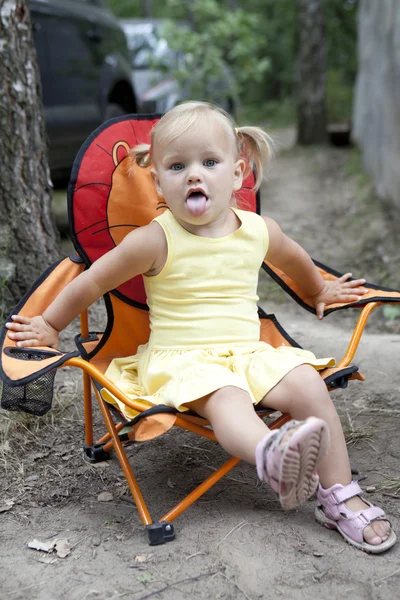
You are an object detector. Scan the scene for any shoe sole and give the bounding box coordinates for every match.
[279,417,330,510]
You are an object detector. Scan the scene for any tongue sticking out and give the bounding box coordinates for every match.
[186,192,208,216]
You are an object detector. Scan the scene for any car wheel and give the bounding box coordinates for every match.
[104,103,127,121]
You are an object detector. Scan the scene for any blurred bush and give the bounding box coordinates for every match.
[108,0,358,124]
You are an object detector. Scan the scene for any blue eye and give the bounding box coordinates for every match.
[171,163,184,171]
[204,159,217,167]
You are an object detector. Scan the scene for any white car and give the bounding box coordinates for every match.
[120,19,182,114]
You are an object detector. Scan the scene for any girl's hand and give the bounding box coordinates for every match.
[312,273,368,320]
[5,315,60,349]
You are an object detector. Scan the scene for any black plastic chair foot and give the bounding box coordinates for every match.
[145,521,175,545]
[83,443,110,463]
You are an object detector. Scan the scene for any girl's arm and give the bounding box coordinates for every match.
[6,222,166,347]
[263,217,367,318]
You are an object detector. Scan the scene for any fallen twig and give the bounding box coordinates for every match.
[133,571,218,600]
[3,579,50,596]
[345,566,400,594]
[219,571,253,600]
[216,520,248,547]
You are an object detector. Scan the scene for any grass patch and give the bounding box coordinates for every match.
[374,476,400,496]
[0,381,80,452]
[343,412,375,450]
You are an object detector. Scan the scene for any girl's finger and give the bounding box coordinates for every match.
[6,323,30,332]
[16,339,40,348]
[8,330,36,341]
[11,315,30,323]
[316,302,325,319]
[339,294,361,302]
[338,272,352,282]
[343,286,368,294]
[347,278,366,286]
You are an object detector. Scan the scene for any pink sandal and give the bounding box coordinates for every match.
[255,417,330,510]
[315,481,397,553]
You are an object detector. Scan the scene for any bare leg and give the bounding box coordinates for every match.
[260,364,390,545]
[190,385,327,509]
[190,386,270,464]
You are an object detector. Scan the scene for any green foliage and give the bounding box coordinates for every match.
[325,0,358,83]
[157,0,271,104]
[326,69,354,123]
[240,98,295,129]
[107,0,141,18]
[383,305,400,322]
[107,0,171,18]
[108,0,359,121]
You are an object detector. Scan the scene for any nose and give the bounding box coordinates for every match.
[186,166,203,184]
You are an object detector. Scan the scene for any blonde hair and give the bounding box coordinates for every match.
[129,101,273,191]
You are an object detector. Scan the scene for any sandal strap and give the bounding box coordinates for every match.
[355,506,386,526]
[330,480,362,504]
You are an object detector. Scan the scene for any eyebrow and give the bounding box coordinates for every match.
[163,146,223,162]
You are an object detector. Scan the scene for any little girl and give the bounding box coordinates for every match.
[6,101,395,553]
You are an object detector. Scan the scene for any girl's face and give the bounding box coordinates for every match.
[151,118,245,232]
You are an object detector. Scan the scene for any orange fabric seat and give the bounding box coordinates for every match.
[1,115,400,545]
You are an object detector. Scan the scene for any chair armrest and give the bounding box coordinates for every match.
[262,259,400,317]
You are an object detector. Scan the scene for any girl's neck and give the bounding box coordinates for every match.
[173,207,241,238]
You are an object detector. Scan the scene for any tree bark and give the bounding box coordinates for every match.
[0,0,60,318]
[296,0,328,145]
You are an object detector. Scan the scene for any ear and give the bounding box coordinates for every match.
[150,168,163,196]
[233,159,246,192]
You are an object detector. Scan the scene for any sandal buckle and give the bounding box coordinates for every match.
[330,491,340,504]
[358,511,370,525]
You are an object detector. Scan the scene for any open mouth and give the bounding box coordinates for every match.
[185,189,209,216]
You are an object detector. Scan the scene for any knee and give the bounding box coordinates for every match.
[191,386,252,419]
[289,365,330,402]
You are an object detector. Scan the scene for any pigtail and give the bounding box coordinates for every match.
[236,127,274,191]
[128,143,152,171]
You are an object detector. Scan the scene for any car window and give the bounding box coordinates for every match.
[124,25,180,70]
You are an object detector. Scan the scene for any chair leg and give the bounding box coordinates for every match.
[94,387,153,527]
[145,521,175,545]
[82,372,112,463]
[83,371,94,447]
[160,455,241,523]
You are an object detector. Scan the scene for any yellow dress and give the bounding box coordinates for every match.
[103,208,335,418]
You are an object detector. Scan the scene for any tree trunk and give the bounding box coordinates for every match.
[296,0,327,145]
[0,0,60,318]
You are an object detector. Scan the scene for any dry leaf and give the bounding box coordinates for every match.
[55,538,71,558]
[134,554,154,563]
[0,499,15,513]
[97,491,113,502]
[28,537,71,558]
[32,554,57,565]
[0,441,11,453]
[28,538,57,553]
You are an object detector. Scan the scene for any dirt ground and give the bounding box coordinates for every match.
[2,130,400,600]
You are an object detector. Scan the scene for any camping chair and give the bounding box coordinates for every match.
[1,115,400,546]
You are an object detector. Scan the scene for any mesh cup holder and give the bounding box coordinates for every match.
[1,348,58,416]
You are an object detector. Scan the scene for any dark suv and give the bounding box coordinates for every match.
[30,0,137,179]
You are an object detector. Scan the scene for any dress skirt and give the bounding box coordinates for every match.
[102,342,335,420]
